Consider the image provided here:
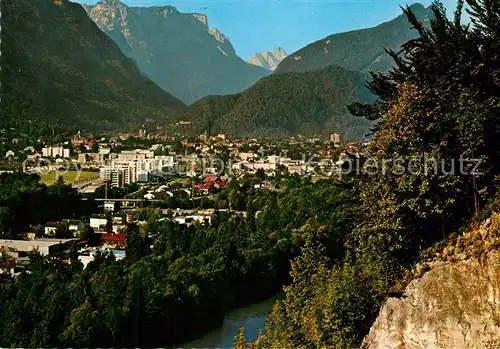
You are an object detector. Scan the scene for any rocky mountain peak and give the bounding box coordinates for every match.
[247,47,288,71]
[87,0,130,34]
[98,0,126,8]
[157,6,179,17]
[82,1,269,104]
[275,47,287,55]
[192,13,208,26]
[208,28,227,43]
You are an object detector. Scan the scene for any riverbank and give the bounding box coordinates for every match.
[180,293,284,348]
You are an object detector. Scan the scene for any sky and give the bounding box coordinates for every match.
[76,0,462,60]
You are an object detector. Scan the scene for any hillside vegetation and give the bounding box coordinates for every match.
[172,5,434,139]
[0,175,354,347]
[0,0,185,132]
[246,1,500,347]
[275,3,433,74]
[172,65,375,139]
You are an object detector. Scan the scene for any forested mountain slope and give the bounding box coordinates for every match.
[251,2,500,348]
[173,64,375,139]
[275,3,432,74]
[0,0,185,132]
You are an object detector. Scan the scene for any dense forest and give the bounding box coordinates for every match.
[172,65,375,139]
[246,0,500,347]
[0,0,184,132]
[0,173,95,238]
[275,3,433,74]
[0,175,355,347]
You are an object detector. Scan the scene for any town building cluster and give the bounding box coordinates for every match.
[8,131,356,188]
[0,129,370,274]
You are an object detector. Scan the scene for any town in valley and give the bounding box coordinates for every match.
[0,128,358,271]
[2,0,500,347]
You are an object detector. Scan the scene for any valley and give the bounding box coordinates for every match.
[2,1,500,348]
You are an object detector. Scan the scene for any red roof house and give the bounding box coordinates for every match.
[194,176,228,191]
[100,233,126,247]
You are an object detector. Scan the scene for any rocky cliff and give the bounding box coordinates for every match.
[83,0,270,104]
[362,214,500,349]
[248,47,288,71]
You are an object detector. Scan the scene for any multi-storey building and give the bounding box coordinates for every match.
[116,150,154,162]
[100,166,131,188]
[99,151,176,187]
[137,171,150,182]
[42,146,70,158]
[330,133,341,144]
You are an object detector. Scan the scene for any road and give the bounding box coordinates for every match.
[82,195,211,202]
[77,180,108,194]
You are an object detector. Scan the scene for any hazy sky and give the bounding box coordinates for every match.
[76,0,462,60]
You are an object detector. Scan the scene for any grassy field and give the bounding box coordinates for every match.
[169,177,191,185]
[39,171,99,186]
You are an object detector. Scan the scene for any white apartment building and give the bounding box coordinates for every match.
[99,153,176,187]
[104,202,115,212]
[235,161,276,171]
[89,216,108,230]
[137,171,150,182]
[253,162,277,171]
[132,156,175,173]
[116,150,154,162]
[116,152,146,162]
[155,155,175,169]
[100,165,133,188]
[42,146,70,158]
[267,155,281,164]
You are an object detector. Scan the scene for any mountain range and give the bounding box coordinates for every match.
[1,0,185,132]
[171,65,376,139]
[248,48,288,71]
[172,3,433,138]
[1,0,433,138]
[275,3,432,74]
[82,0,270,104]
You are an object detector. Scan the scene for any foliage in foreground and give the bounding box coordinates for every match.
[0,177,354,348]
[251,1,500,347]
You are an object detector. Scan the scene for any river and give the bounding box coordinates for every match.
[179,293,284,348]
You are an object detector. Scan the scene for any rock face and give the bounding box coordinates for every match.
[83,0,270,104]
[248,47,288,71]
[363,216,500,349]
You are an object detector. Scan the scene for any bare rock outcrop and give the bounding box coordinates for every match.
[248,47,288,71]
[83,0,270,104]
[363,214,500,349]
